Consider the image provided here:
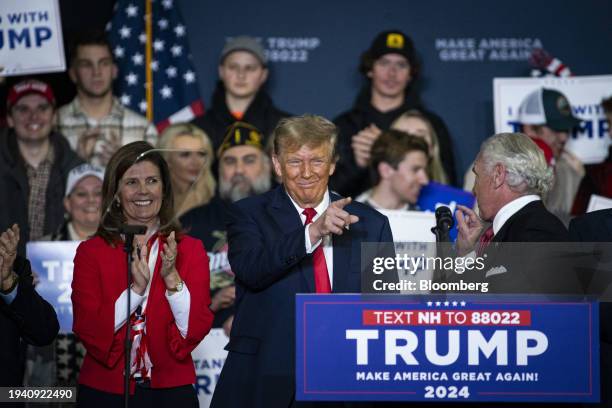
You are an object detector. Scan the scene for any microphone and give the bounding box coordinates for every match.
[435,206,454,232]
[431,205,454,243]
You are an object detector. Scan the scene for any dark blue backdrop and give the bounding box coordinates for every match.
[179,0,612,183]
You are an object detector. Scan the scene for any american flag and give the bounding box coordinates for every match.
[107,0,204,131]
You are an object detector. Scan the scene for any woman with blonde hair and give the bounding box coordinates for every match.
[157,123,216,216]
[391,110,450,185]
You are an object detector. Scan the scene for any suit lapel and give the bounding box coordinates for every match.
[266,185,315,292]
[330,192,352,292]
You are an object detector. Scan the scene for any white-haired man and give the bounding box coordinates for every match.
[455,133,572,293]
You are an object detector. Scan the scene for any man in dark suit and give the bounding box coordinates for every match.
[454,132,572,293]
[570,209,612,408]
[1,224,59,387]
[211,115,396,408]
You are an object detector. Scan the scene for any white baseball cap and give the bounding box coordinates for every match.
[65,163,105,197]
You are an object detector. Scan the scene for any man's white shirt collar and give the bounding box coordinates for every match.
[492,195,540,235]
[287,189,331,222]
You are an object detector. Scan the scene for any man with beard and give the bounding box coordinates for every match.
[180,122,271,334]
[56,30,157,166]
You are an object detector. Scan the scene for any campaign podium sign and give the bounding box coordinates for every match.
[296,295,599,403]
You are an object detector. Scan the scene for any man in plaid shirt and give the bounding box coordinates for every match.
[56,31,157,166]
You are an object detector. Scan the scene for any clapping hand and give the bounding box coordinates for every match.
[0,224,19,292]
[351,124,382,168]
[131,240,150,296]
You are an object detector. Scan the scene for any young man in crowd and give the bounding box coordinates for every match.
[193,36,289,151]
[56,30,156,166]
[332,30,456,197]
[0,80,83,255]
[357,129,429,211]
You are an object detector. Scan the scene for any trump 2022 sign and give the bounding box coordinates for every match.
[296,295,599,403]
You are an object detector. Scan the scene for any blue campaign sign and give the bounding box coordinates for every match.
[417,182,476,241]
[26,241,80,333]
[296,294,599,403]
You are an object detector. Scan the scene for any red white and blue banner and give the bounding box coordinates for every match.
[296,294,599,403]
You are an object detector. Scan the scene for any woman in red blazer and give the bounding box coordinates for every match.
[71,141,213,407]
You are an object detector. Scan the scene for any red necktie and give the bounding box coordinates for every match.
[302,208,332,293]
[476,226,494,257]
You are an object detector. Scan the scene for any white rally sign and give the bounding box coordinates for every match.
[0,0,65,75]
[493,75,612,164]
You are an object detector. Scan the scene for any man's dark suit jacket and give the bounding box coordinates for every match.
[471,200,573,294]
[0,256,59,386]
[210,185,396,408]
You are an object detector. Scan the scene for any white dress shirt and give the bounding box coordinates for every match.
[287,190,334,290]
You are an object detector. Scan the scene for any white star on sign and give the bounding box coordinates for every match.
[132,53,144,65]
[160,85,173,99]
[125,72,138,85]
[183,70,195,83]
[139,100,147,113]
[452,301,458,307]
[435,301,441,307]
[150,60,159,71]
[153,39,165,52]
[158,19,168,29]
[125,4,138,17]
[166,66,177,78]
[114,46,125,59]
[139,32,146,44]
[162,0,173,9]
[460,301,466,307]
[426,301,433,307]
[119,26,131,39]
[444,301,450,306]
[120,94,131,106]
[170,45,183,57]
[174,24,185,37]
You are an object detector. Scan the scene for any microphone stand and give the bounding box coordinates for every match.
[120,224,147,408]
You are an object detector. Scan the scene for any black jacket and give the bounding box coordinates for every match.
[193,81,290,151]
[478,200,575,294]
[0,256,59,386]
[331,86,457,197]
[0,129,83,255]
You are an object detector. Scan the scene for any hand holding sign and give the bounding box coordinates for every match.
[309,197,359,245]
